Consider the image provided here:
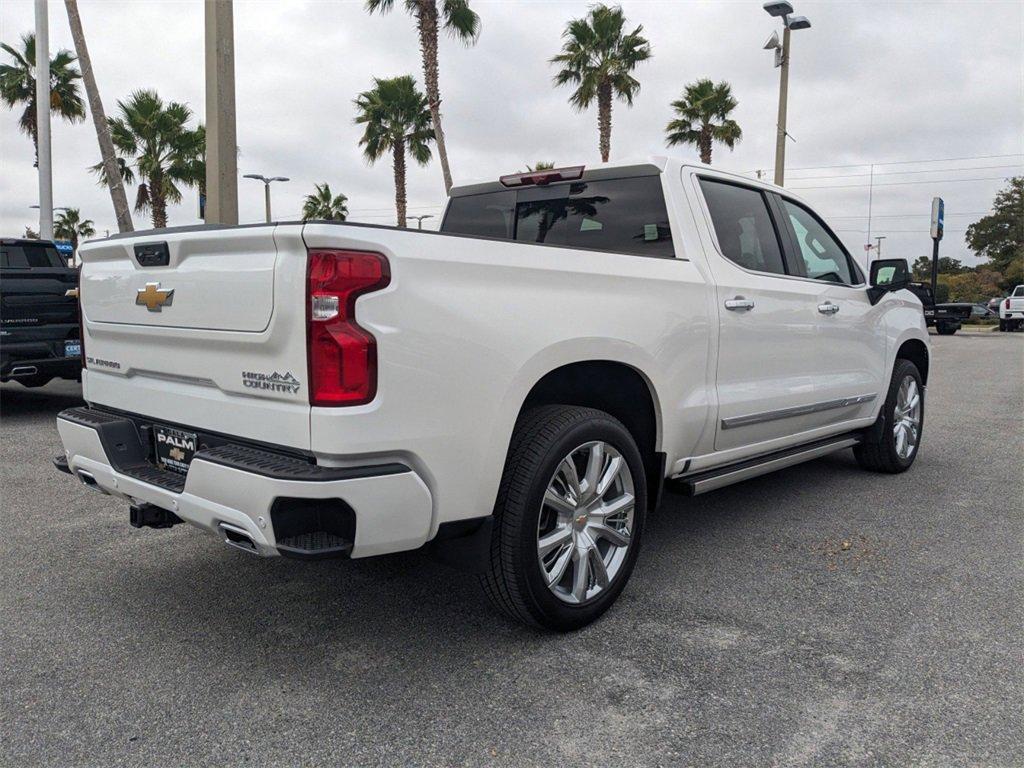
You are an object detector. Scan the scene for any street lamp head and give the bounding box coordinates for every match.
[787,15,811,30]
[243,173,268,183]
[269,177,290,183]
[763,1,794,18]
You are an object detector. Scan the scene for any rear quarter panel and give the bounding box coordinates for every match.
[302,223,712,534]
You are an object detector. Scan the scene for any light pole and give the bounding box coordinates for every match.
[410,214,434,230]
[243,174,289,223]
[763,2,811,186]
[35,0,53,240]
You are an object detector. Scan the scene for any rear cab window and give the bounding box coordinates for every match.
[442,174,674,258]
[0,242,66,269]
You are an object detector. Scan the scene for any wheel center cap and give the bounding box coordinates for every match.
[574,513,588,529]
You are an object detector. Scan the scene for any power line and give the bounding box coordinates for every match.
[747,152,1024,175]
[825,211,988,219]
[786,163,1023,182]
[788,175,1014,191]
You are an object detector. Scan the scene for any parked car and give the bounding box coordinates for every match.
[53,158,930,630]
[999,285,1024,331]
[1,237,81,387]
[971,304,996,319]
[987,297,1004,313]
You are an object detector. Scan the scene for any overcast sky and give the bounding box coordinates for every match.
[2,0,1021,268]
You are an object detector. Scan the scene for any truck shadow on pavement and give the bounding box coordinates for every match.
[0,380,84,421]
[91,450,873,664]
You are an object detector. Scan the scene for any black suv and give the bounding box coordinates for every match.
[1,238,82,387]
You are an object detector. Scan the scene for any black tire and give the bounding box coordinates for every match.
[480,405,647,631]
[999,319,1008,332]
[854,359,924,473]
[936,324,957,336]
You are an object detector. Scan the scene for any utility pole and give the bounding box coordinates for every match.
[874,235,886,258]
[35,0,53,240]
[204,0,238,225]
[773,25,791,186]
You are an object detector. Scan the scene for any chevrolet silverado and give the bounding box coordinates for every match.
[54,158,930,630]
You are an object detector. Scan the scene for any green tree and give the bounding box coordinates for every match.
[551,4,651,163]
[944,270,1003,303]
[966,177,1024,291]
[0,32,85,166]
[302,183,349,221]
[53,207,96,256]
[524,161,556,171]
[911,255,965,282]
[354,75,434,228]
[94,89,205,229]
[665,78,742,165]
[365,0,479,194]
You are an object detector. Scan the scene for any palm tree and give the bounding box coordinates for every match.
[64,0,133,232]
[53,208,96,257]
[0,32,85,166]
[365,0,479,194]
[93,89,205,229]
[302,183,349,221]
[525,161,556,171]
[665,79,742,165]
[551,4,650,163]
[354,75,434,228]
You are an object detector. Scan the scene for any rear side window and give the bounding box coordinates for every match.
[442,176,674,258]
[0,243,65,268]
[699,179,786,275]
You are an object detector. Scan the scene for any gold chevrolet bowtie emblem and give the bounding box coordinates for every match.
[136,282,174,311]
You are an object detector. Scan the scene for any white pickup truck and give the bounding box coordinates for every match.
[55,157,930,630]
[999,285,1024,331]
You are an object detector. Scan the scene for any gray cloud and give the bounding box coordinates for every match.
[2,0,1021,268]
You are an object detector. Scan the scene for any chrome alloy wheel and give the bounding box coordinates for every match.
[536,441,635,605]
[893,375,922,460]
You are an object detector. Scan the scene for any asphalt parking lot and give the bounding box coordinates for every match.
[1,333,1021,768]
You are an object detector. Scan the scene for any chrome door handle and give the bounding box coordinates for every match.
[818,302,840,315]
[724,297,755,311]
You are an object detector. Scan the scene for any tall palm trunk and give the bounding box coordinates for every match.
[416,0,453,193]
[64,0,133,232]
[597,80,612,162]
[699,128,712,165]
[393,138,407,228]
[149,170,168,229]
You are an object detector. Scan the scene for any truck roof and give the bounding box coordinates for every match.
[448,155,786,198]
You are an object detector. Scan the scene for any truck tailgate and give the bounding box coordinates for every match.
[78,225,311,450]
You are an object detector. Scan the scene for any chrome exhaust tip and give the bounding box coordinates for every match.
[10,365,38,377]
[218,522,259,555]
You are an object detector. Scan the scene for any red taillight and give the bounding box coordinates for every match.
[306,249,390,407]
[1006,298,1012,309]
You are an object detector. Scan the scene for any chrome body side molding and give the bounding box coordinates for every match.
[720,393,877,430]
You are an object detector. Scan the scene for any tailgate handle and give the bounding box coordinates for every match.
[134,242,170,267]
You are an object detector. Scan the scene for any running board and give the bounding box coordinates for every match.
[675,434,861,497]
